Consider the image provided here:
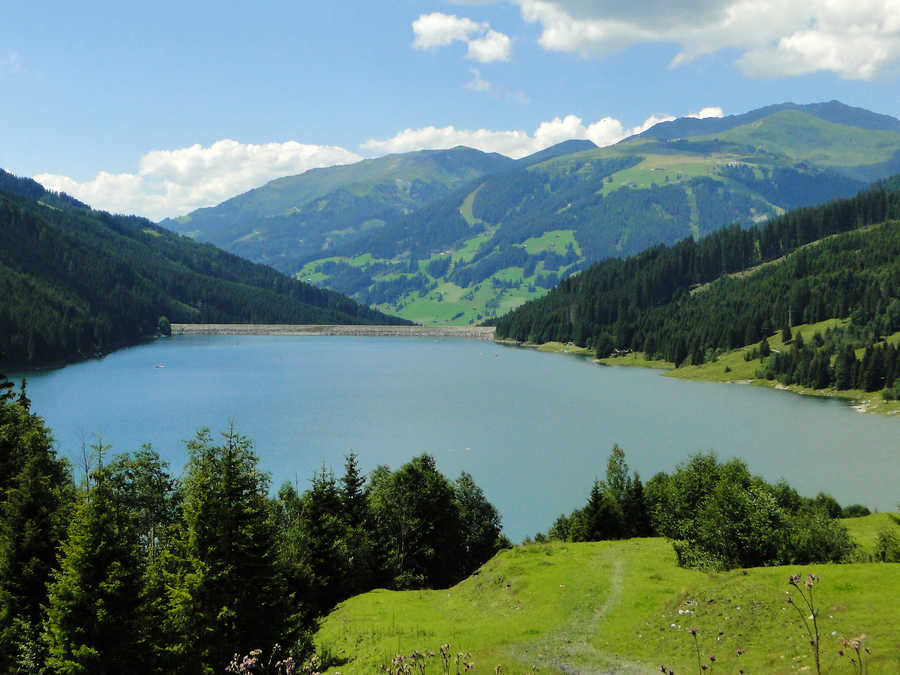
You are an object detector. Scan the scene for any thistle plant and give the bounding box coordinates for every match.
[380,644,476,674]
[659,627,744,675]
[225,644,296,674]
[838,635,870,674]
[786,573,821,675]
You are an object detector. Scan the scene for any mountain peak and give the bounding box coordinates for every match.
[638,100,900,141]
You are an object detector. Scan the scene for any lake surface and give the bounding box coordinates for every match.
[12,335,899,542]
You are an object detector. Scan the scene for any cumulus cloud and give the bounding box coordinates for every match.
[412,12,512,62]
[514,0,900,79]
[412,13,485,49]
[34,140,362,221]
[360,106,721,159]
[688,106,724,119]
[467,29,512,62]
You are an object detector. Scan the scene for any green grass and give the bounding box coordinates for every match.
[844,513,900,557]
[459,184,486,226]
[315,537,900,673]
[390,277,546,325]
[597,352,674,370]
[599,152,724,196]
[664,320,900,416]
[520,230,579,255]
[452,229,496,264]
[702,110,900,166]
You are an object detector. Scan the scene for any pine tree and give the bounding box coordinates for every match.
[0,387,74,671]
[299,467,348,612]
[165,427,286,673]
[834,344,857,390]
[338,453,376,597]
[339,452,367,529]
[582,480,624,541]
[43,456,146,674]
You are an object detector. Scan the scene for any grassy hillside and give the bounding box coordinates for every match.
[160,102,900,326]
[315,515,900,673]
[0,170,408,367]
[290,104,899,325]
[162,147,515,272]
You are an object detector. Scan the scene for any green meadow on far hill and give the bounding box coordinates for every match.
[315,515,900,673]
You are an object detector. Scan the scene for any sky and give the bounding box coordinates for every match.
[3,0,900,221]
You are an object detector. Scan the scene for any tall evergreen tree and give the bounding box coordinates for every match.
[340,452,367,530]
[43,455,146,675]
[165,427,286,674]
[338,453,376,597]
[0,386,74,672]
[298,467,347,612]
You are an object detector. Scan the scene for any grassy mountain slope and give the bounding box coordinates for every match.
[0,170,408,367]
[315,515,900,673]
[292,103,900,325]
[161,147,515,271]
[640,99,900,141]
[159,102,900,326]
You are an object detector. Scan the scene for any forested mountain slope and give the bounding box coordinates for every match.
[0,170,408,367]
[495,177,900,396]
[288,102,900,325]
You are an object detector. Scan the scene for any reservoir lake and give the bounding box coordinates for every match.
[13,334,900,542]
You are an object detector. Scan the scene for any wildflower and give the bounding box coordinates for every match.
[735,648,743,656]
[690,628,697,636]
[709,655,715,662]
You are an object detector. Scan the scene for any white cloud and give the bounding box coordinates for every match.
[34,140,362,221]
[412,12,512,62]
[514,0,900,79]
[688,106,724,119]
[467,29,512,62]
[412,13,485,49]
[360,106,720,159]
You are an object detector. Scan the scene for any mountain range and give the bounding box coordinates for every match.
[162,101,900,326]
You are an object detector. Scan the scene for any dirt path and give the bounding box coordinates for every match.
[506,548,648,674]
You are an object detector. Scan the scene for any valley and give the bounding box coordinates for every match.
[166,102,900,326]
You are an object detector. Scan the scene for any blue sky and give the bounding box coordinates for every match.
[2,0,900,220]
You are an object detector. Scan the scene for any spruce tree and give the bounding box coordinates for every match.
[165,427,286,673]
[299,467,348,612]
[43,456,145,675]
[338,453,375,597]
[0,387,74,671]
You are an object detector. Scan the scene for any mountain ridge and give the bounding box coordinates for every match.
[161,101,900,326]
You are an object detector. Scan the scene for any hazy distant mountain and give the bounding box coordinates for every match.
[164,102,900,326]
[161,147,515,272]
[0,169,409,367]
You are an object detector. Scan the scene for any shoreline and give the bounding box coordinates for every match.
[501,340,899,417]
[171,323,496,340]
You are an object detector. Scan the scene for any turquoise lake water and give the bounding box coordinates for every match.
[13,335,899,542]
